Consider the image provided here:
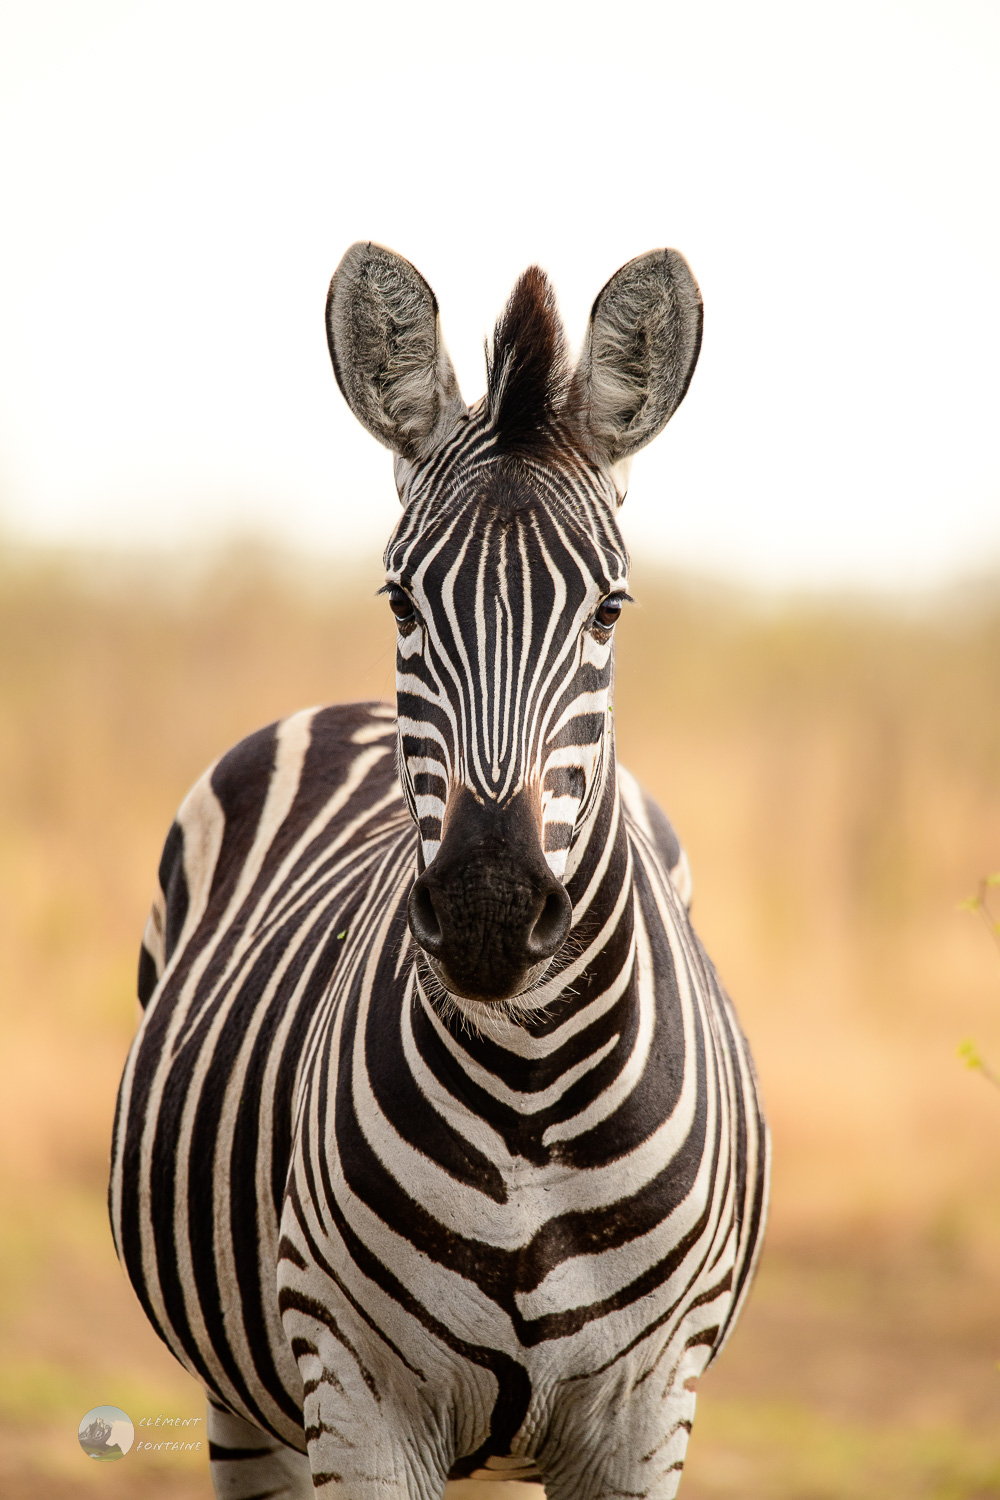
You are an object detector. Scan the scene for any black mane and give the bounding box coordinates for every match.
[485,267,572,458]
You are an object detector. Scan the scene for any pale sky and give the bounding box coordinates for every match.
[1,0,998,589]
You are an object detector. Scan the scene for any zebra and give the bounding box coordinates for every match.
[110,241,769,1500]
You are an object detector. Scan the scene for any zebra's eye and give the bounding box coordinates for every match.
[387,586,416,624]
[594,595,625,629]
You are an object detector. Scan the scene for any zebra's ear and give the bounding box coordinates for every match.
[326,242,466,462]
[571,249,703,474]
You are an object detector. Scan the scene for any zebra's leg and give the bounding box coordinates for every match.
[206,1397,312,1500]
[542,1362,701,1500]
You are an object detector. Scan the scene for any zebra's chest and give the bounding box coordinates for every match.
[303,952,711,1357]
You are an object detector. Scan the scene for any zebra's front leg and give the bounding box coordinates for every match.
[206,1397,313,1500]
[292,1332,451,1500]
[543,1364,701,1500]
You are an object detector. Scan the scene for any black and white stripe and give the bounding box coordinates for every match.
[111,244,767,1500]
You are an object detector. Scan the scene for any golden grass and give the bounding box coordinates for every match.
[1,542,999,1497]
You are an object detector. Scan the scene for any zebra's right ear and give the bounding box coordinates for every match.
[326,242,466,462]
[571,249,703,480]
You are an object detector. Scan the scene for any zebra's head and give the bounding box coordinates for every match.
[327,243,702,1006]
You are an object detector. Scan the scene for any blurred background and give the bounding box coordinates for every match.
[1,1,999,1496]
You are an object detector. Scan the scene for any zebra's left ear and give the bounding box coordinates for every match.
[326,242,466,462]
[571,249,703,479]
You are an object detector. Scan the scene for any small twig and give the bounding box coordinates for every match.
[958,873,1000,957]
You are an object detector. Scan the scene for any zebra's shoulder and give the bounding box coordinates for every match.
[616,764,693,910]
[137,701,400,1005]
[207,700,398,807]
[187,702,400,861]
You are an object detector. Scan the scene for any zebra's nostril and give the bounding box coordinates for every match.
[526,888,572,961]
[408,881,444,955]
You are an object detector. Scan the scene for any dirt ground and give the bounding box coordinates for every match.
[682,1245,1000,1499]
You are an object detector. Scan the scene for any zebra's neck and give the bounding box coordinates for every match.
[410,752,636,1128]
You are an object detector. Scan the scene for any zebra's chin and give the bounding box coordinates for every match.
[417,948,557,1009]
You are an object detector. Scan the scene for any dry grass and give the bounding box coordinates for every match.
[1,542,999,1497]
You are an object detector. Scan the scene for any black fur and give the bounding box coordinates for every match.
[485,267,572,459]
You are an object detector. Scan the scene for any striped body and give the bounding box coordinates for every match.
[111,704,767,1498]
[110,244,769,1499]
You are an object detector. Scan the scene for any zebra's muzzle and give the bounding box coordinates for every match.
[407,788,572,1003]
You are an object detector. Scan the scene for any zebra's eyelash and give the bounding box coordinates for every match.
[379,582,421,628]
[590,591,634,631]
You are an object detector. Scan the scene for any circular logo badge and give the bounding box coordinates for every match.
[78,1406,134,1461]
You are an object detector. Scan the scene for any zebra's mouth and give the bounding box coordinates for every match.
[417,948,556,1007]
